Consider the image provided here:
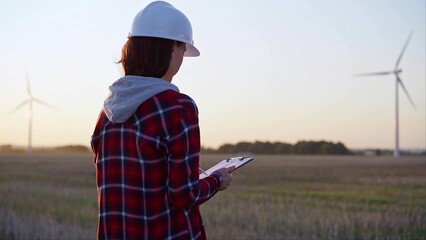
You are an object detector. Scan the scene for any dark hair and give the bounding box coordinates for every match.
[119,37,183,78]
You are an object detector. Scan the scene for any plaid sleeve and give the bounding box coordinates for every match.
[164,95,221,209]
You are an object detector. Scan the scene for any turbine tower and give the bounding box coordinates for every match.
[9,72,55,153]
[354,31,416,157]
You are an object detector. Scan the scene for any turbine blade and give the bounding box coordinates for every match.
[395,31,414,69]
[26,71,32,96]
[397,76,416,110]
[9,100,29,114]
[353,71,394,77]
[33,98,57,110]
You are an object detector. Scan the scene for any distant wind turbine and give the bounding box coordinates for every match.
[9,71,56,153]
[354,31,416,157]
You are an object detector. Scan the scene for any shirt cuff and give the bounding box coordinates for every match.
[211,171,223,190]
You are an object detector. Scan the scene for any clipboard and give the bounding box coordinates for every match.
[199,156,254,179]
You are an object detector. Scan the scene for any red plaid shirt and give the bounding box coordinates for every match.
[91,90,222,240]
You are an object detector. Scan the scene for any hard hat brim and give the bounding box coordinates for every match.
[184,44,200,57]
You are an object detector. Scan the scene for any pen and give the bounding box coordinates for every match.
[199,167,208,176]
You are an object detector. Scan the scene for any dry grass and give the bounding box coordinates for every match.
[0,153,96,239]
[0,153,425,239]
[201,155,426,239]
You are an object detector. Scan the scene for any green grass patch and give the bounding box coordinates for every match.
[0,183,97,227]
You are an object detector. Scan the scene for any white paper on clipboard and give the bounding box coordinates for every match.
[199,156,254,179]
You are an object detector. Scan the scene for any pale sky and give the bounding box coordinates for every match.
[0,0,425,150]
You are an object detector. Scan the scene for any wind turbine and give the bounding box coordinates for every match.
[354,31,416,157]
[9,71,55,153]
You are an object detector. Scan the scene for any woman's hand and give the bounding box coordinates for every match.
[215,166,235,191]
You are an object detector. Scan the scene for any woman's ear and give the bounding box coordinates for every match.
[173,41,186,52]
[172,41,179,52]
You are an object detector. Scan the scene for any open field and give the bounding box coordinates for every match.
[0,153,425,239]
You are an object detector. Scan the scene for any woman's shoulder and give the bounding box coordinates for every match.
[133,90,197,113]
[155,90,199,115]
[156,90,196,106]
[158,89,193,99]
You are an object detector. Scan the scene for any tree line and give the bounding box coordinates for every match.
[1,141,350,155]
[202,140,351,155]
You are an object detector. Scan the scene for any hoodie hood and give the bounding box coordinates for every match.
[103,75,179,123]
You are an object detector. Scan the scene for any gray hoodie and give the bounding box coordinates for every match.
[103,75,179,123]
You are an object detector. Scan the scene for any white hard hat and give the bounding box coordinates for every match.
[129,1,200,57]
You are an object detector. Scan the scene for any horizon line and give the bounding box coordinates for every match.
[1,143,425,152]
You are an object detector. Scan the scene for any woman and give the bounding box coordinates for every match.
[91,1,234,239]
